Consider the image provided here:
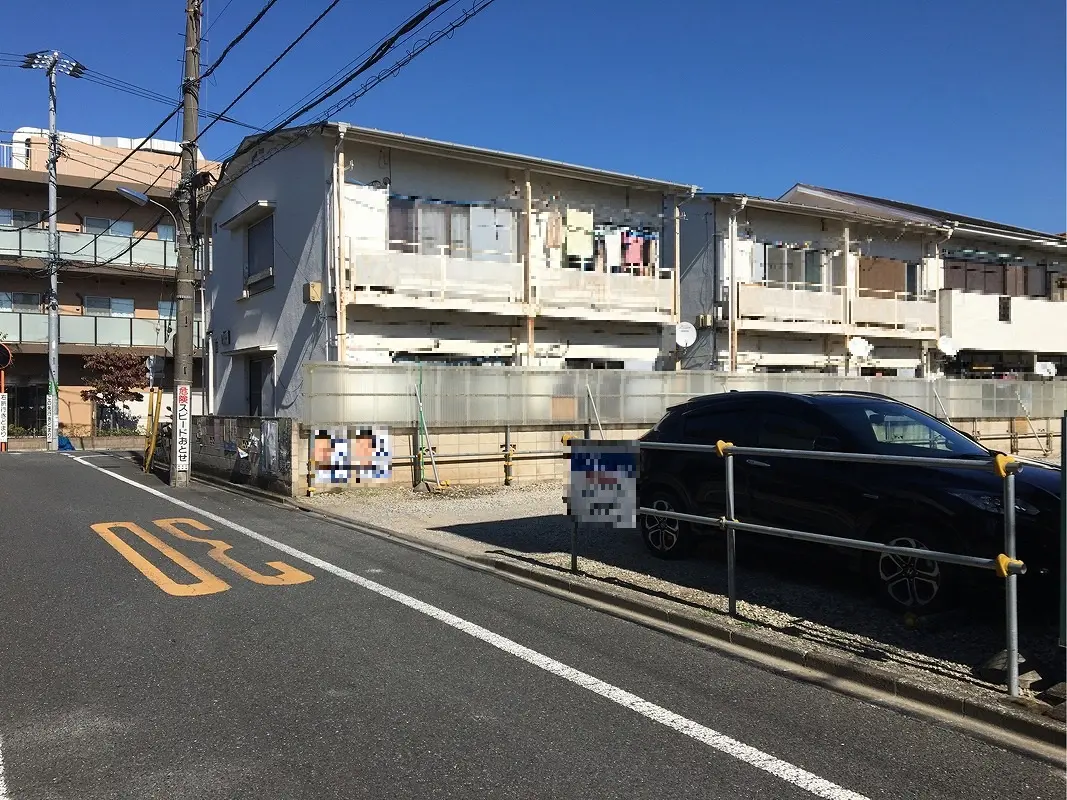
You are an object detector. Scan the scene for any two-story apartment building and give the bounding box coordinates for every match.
[679,185,1067,377]
[204,123,696,419]
[0,127,209,433]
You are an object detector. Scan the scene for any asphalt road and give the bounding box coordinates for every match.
[0,451,1062,799]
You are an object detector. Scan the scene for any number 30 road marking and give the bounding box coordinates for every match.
[91,518,315,597]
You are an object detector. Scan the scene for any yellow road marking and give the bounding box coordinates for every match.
[90,522,231,597]
[153,518,315,586]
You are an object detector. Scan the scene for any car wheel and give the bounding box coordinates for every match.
[870,529,954,612]
[640,489,693,559]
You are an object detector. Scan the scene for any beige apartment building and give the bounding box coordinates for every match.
[0,127,212,434]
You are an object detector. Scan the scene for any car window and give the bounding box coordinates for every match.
[758,411,823,451]
[682,408,758,445]
[827,401,988,457]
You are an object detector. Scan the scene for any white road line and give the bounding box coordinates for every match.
[71,455,869,800]
[0,733,10,800]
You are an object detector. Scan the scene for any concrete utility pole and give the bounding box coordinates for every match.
[171,0,201,487]
[20,51,83,449]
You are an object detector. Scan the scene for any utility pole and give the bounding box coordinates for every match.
[171,0,201,487]
[21,51,83,450]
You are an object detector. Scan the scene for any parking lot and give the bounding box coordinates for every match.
[306,478,1065,717]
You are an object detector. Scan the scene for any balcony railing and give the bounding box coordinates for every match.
[736,282,937,334]
[737,282,847,325]
[939,290,1067,352]
[0,311,201,349]
[349,247,525,306]
[0,227,177,270]
[852,288,937,332]
[532,263,672,316]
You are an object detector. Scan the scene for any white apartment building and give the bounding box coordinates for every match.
[678,185,1067,377]
[203,123,696,418]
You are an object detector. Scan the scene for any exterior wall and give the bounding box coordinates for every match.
[208,136,333,420]
[678,196,934,372]
[9,135,218,193]
[678,196,1067,374]
[189,415,295,494]
[1,270,173,318]
[344,307,663,367]
[939,290,1067,353]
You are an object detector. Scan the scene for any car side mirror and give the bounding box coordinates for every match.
[813,435,841,452]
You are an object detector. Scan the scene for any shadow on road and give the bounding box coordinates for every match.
[435,513,1064,690]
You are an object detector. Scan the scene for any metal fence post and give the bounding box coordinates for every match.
[504,424,513,486]
[1003,468,1020,697]
[725,450,738,617]
[1060,409,1066,649]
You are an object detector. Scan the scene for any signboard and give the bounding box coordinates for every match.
[568,439,638,528]
[0,393,7,444]
[175,384,191,473]
[46,393,55,443]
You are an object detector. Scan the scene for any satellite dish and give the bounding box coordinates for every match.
[675,321,697,348]
[936,336,959,358]
[847,337,873,359]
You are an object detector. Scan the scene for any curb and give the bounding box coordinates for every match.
[188,474,1067,765]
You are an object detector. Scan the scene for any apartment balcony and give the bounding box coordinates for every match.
[347,249,524,315]
[344,247,672,322]
[532,264,673,323]
[939,289,1067,353]
[0,311,202,354]
[853,289,937,338]
[734,282,937,338]
[735,282,846,333]
[0,227,178,271]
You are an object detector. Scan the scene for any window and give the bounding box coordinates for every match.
[0,209,41,228]
[682,408,758,446]
[998,295,1011,323]
[158,300,177,319]
[84,296,135,317]
[828,400,987,457]
[758,412,823,451]
[0,292,42,313]
[905,262,921,299]
[803,251,822,288]
[246,215,274,279]
[156,223,176,242]
[83,217,135,237]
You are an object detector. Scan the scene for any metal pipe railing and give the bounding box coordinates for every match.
[630,437,1028,696]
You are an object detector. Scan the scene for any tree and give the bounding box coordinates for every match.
[81,349,146,431]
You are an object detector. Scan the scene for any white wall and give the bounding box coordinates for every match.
[940,290,1067,353]
[207,136,333,420]
[345,307,662,366]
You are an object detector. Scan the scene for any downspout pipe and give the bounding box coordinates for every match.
[710,200,718,370]
[332,123,348,362]
[727,196,747,372]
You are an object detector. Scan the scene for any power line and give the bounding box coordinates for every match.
[200,0,282,82]
[255,0,462,132]
[8,104,182,232]
[205,0,239,34]
[213,0,498,192]
[195,0,343,144]
[225,0,453,169]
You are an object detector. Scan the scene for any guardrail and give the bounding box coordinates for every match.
[633,440,1029,696]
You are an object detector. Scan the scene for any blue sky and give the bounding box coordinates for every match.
[2,0,1064,231]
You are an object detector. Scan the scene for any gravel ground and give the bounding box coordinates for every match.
[305,480,1066,711]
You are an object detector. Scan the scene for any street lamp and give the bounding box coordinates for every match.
[116,186,180,232]
[22,50,83,451]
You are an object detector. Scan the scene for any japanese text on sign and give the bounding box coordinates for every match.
[568,440,638,528]
[0,393,7,444]
[175,385,191,472]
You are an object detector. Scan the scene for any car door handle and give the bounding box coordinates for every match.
[745,458,771,468]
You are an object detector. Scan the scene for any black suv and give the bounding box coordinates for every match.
[637,391,1062,611]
